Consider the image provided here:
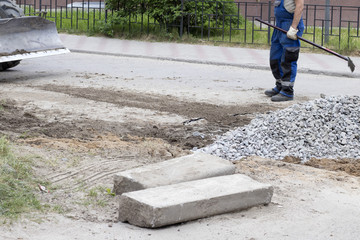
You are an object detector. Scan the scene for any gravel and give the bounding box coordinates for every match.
[201,95,360,162]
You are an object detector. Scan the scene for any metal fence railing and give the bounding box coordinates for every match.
[15,0,360,49]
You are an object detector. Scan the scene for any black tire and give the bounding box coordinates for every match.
[0,0,24,71]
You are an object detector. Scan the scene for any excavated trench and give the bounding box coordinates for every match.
[1,85,277,150]
[1,85,359,177]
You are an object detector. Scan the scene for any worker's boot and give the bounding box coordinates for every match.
[264,79,281,97]
[271,93,293,102]
[264,88,279,97]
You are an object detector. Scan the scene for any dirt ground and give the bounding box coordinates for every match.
[283,156,360,177]
[0,53,360,239]
[0,84,278,224]
[1,83,359,223]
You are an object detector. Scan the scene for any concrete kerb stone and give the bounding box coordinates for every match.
[118,174,274,228]
[113,152,236,195]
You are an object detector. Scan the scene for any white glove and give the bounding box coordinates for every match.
[287,26,298,40]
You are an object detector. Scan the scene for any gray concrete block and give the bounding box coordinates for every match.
[118,174,273,228]
[113,152,236,195]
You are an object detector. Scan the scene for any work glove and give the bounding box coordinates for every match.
[287,26,298,40]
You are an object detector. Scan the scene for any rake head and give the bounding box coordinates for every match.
[348,57,355,72]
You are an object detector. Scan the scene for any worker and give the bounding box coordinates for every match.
[265,0,305,101]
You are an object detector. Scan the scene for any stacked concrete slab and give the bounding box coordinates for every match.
[113,152,236,195]
[114,152,273,228]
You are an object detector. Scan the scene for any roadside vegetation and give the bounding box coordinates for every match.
[0,137,43,222]
[21,1,360,54]
[0,135,115,223]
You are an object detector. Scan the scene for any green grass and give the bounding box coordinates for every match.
[201,21,360,53]
[0,100,7,112]
[75,186,114,208]
[22,6,106,34]
[0,137,43,222]
[52,204,67,214]
[49,8,109,35]
[301,26,360,52]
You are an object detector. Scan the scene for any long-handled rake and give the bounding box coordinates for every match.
[255,18,355,73]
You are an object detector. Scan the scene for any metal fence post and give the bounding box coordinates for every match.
[325,0,330,43]
[268,0,272,44]
[180,0,184,38]
[339,6,342,49]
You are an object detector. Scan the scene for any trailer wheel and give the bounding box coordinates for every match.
[0,0,24,71]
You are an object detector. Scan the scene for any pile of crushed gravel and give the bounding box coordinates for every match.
[201,95,360,161]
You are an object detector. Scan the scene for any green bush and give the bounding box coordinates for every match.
[181,0,239,29]
[103,0,239,36]
[105,0,143,22]
[144,0,182,27]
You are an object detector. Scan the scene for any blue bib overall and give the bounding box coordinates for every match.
[270,0,304,97]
